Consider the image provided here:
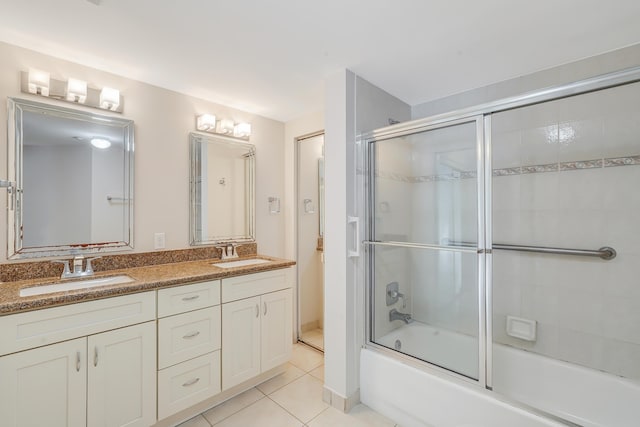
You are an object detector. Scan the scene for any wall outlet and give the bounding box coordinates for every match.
[154,232,166,249]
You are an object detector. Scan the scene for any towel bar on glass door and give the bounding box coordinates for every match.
[446,240,616,260]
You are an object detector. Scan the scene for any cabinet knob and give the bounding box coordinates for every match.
[255,304,259,318]
[76,351,81,372]
[264,302,267,316]
[94,347,99,367]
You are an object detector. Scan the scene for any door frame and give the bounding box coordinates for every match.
[295,131,325,350]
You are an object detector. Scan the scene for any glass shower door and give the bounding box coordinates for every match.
[490,81,640,425]
[367,117,485,380]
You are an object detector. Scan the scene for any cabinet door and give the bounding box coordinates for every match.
[0,338,87,427]
[87,321,156,427]
[261,289,293,371]
[221,296,261,390]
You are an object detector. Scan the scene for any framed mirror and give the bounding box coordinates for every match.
[189,133,255,245]
[318,157,324,237]
[7,98,134,259]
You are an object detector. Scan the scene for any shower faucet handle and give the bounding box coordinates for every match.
[388,290,407,308]
[386,281,406,308]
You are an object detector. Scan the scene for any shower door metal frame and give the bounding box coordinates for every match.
[361,64,640,392]
[363,115,489,387]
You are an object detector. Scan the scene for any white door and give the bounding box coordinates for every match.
[0,338,87,427]
[261,289,293,371]
[87,321,156,427]
[221,296,261,390]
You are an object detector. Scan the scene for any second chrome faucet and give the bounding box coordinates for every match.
[52,255,102,279]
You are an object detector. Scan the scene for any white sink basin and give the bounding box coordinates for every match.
[213,259,271,269]
[20,275,135,297]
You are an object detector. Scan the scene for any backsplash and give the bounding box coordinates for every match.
[0,243,257,282]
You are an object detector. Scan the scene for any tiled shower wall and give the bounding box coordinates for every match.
[491,81,640,380]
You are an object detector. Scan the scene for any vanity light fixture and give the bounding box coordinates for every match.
[21,69,124,113]
[90,138,111,149]
[234,122,251,138]
[217,118,235,135]
[100,87,120,111]
[66,78,87,103]
[195,114,251,140]
[27,68,50,96]
[196,114,216,131]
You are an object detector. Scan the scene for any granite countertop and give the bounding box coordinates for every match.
[0,255,295,316]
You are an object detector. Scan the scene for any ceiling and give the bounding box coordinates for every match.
[1,0,640,122]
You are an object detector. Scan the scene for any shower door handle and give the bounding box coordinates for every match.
[348,216,360,258]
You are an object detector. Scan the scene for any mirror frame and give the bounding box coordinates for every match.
[7,98,135,259]
[189,132,256,246]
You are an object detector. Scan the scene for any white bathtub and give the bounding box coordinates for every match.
[362,322,640,427]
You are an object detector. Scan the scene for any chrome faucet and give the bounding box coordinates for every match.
[52,256,102,279]
[219,243,239,260]
[389,308,413,324]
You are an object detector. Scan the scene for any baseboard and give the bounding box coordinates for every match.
[301,320,321,333]
[322,386,360,412]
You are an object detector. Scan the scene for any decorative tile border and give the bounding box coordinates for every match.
[373,154,640,183]
[559,159,603,171]
[604,155,640,167]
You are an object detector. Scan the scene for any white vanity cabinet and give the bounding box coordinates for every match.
[0,292,157,427]
[221,269,292,390]
[87,322,157,427]
[156,280,222,420]
[0,338,87,427]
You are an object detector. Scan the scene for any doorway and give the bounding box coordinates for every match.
[296,132,325,351]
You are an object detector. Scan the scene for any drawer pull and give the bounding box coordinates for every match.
[255,304,259,318]
[182,295,200,302]
[94,347,98,367]
[182,377,200,387]
[76,351,81,372]
[264,302,267,316]
[183,331,201,339]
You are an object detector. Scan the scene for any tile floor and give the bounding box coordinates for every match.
[177,343,398,427]
[299,328,324,351]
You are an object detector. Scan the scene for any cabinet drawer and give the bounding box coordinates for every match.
[158,306,221,369]
[157,351,221,420]
[0,291,156,356]
[221,269,289,303]
[157,280,221,318]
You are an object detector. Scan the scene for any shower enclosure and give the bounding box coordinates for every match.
[362,68,640,426]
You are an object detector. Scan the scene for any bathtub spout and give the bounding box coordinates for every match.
[389,308,413,324]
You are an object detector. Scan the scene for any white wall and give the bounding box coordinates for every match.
[0,41,286,260]
[324,70,411,401]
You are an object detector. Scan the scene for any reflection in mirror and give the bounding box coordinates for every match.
[7,98,134,259]
[190,133,255,245]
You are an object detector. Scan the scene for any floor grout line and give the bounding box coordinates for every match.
[265,393,310,425]
[204,392,266,426]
